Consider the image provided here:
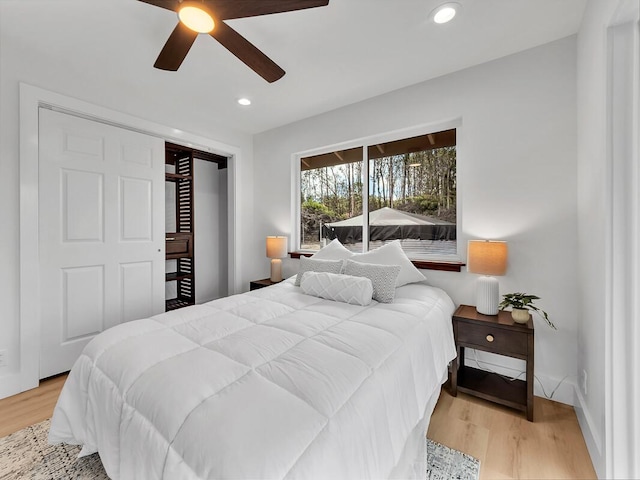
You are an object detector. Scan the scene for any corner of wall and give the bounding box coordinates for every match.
[575,386,605,478]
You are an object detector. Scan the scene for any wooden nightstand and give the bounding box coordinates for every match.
[249,278,280,291]
[450,304,535,421]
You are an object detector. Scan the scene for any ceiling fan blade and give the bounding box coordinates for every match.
[154,23,199,71]
[206,0,329,20]
[211,21,285,82]
[137,0,179,12]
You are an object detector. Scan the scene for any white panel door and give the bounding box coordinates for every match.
[39,109,165,378]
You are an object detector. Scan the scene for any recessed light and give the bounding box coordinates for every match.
[237,98,251,106]
[431,2,459,24]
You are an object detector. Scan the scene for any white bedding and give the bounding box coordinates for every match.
[49,279,456,479]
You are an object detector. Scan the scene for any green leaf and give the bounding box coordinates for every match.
[499,292,556,330]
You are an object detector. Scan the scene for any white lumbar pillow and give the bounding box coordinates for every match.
[350,240,426,287]
[300,271,373,306]
[310,238,354,261]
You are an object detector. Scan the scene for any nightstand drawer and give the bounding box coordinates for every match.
[457,321,528,356]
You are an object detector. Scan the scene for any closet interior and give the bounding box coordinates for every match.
[165,142,228,311]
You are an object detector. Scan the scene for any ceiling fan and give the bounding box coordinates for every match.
[138,0,329,83]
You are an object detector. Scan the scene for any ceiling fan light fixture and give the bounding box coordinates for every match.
[141,0,329,80]
[178,2,215,33]
[431,2,459,24]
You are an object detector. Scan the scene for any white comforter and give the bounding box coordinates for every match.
[49,280,456,479]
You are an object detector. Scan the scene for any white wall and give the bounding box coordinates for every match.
[0,6,254,396]
[575,3,615,475]
[194,159,229,303]
[577,0,640,477]
[253,37,579,404]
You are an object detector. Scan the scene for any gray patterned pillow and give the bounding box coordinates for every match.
[342,259,401,303]
[295,257,344,286]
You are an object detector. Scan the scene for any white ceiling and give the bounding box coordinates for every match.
[2,0,586,134]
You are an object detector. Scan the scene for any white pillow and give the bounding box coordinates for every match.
[342,259,400,303]
[295,257,344,286]
[310,238,354,261]
[350,240,426,287]
[300,271,373,306]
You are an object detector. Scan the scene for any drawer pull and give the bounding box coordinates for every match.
[166,237,176,241]
[486,334,494,343]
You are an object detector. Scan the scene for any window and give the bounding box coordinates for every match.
[298,128,457,260]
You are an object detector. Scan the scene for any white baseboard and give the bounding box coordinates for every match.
[574,387,604,479]
[0,370,39,400]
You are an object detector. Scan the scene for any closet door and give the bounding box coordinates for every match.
[38,109,165,378]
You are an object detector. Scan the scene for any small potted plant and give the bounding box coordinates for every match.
[499,293,556,329]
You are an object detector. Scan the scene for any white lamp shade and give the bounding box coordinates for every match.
[266,236,288,259]
[467,240,508,276]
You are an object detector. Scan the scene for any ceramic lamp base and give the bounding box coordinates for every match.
[270,258,283,282]
[475,275,499,315]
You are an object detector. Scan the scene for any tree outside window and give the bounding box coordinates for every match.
[300,129,456,259]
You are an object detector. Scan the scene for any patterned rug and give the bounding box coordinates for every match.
[426,439,480,480]
[0,420,480,479]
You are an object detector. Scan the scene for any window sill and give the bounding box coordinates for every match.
[288,252,464,272]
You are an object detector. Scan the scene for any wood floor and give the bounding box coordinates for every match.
[427,388,597,479]
[0,374,67,438]
[1,375,596,479]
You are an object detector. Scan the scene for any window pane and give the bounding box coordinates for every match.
[300,147,363,251]
[367,129,456,259]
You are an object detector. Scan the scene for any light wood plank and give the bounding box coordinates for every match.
[0,374,67,438]
[428,388,597,479]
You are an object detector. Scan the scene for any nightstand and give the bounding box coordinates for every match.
[249,278,280,291]
[450,304,535,421]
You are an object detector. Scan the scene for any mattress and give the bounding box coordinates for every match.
[49,279,456,479]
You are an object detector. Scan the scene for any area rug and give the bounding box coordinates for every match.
[426,439,480,480]
[0,420,480,479]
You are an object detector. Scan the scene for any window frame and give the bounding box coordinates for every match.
[291,119,463,266]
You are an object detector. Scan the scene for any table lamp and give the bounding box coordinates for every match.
[266,236,288,282]
[467,240,508,315]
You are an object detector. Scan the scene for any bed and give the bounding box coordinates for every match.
[49,243,456,479]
